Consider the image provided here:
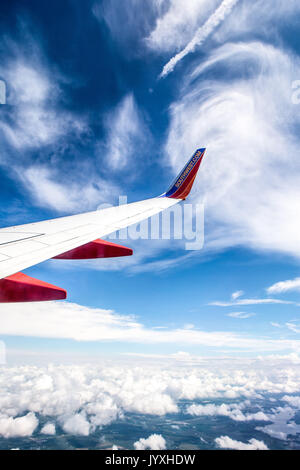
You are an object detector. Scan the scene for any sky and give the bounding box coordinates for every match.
[2,0,300,450]
[1,0,300,363]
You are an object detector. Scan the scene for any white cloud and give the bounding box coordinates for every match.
[271,322,283,329]
[18,165,118,213]
[164,41,300,261]
[0,60,85,151]
[8,63,52,104]
[102,94,148,170]
[267,278,300,295]
[256,407,300,441]
[61,412,91,436]
[215,435,268,450]
[231,290,244,300]
[0,33,112,214]
[187,402,269,422]
[210,298,293,307]
[227,312,255,319]
[0,356,299,440]
[94,0,166,54]
[40,422,56,435]
[147,0,220,53]
[282,395,300,407]
[160,0,240,77]
[270,321,300,334]
[1,300,300,352]
[286,323,300,334]
[134,434,166,450]
[0,412,38,438]
[214,0,300,45]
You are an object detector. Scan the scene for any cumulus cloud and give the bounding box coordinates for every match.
[256,407,300,441]
[0,412,38,438]
[283,396,300,407]
[0,356,299,440]
[215,435,268,450]
[40,422,56,435]
[61,412,91,436]
[134,434,166,450]
[187,402,269,422]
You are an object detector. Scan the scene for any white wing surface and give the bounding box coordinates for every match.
[0,148,206,301]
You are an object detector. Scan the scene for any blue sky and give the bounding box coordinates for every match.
[1,0,300,362]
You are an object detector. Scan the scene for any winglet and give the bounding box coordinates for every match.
[163,148,206,199]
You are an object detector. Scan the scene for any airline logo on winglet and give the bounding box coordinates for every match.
[174,149,203,189]
[165,148,206,199]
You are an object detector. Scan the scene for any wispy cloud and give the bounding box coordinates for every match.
[286,322,300,334]
[270,321,300,334]
[267,278,300,295]
[147,0,220,53]
[0,55,85,151]
[0,301,299,352]
[231,290,244,300]
[164,41,300,260]
[271,322,283,328]
[18,165,118,213]
[159,0,240,78]
[210,299,294,307]
[102,94,149,171]
[0,26,122,214]
[227,312,256,319]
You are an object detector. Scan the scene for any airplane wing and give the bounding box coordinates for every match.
[0,148,206,302]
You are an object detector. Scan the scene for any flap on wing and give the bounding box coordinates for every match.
[0,232,43,245]
[0,272,66,303]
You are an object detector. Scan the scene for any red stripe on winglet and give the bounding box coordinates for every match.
[0,272,67,303]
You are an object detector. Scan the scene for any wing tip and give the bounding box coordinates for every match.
[164,148,206,200]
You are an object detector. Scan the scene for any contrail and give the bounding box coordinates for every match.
[159,0,240,79]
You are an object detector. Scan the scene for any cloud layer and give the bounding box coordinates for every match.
[0,300,300,353]
[0,355,300,446]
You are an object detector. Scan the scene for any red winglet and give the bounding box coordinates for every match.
[53,239,133,260]
[0,272,67,303]
[164,148,206,199]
